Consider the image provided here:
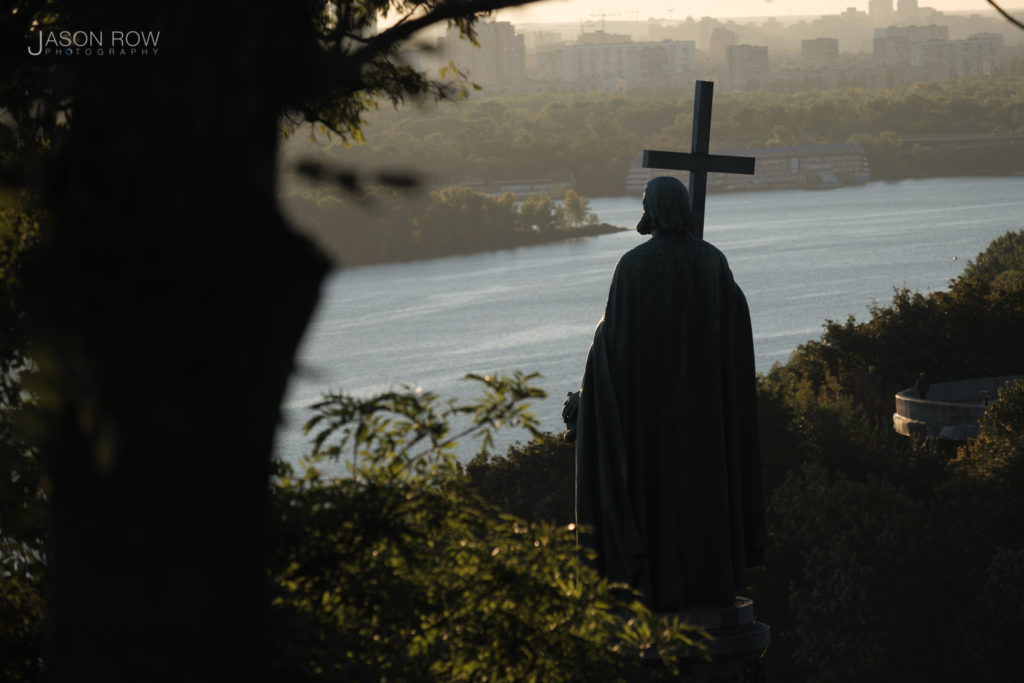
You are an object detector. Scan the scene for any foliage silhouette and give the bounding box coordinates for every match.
[268,372,709,681]
[459,231,1024,682]
[0,192,45,682]
[0,2,548,681]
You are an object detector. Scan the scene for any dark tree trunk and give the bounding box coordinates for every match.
[31,5,328,680]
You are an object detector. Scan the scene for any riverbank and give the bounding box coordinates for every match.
[336,222,627,268]
[280,184,627,268]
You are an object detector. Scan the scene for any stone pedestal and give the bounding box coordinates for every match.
[643,597,770,682]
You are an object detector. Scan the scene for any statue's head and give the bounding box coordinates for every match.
[637,176,694,236]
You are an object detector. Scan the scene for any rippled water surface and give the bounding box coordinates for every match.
[276,176,1024,465]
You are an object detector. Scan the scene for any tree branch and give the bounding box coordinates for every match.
[353,0,536,65]
[987,0,1024,32]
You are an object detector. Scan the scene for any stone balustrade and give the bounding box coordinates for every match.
[893,375,1024,441]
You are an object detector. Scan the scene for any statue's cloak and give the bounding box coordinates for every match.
[576,231,767,610]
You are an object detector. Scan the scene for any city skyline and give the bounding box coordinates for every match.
[497,0,1016,23]
[411,0,1020,97]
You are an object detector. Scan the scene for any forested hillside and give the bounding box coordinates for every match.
[286,78,1024,195]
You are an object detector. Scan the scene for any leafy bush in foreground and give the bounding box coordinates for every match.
[464,433,575,526]
[0,192,45,683]
[267,373,708,681]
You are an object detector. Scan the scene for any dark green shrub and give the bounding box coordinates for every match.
[267,373,708,681]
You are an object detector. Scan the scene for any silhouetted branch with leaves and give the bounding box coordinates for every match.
[988,0,1024,32]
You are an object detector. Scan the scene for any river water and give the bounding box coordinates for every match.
[274,176,1024,466]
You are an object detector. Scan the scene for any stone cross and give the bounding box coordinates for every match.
[642,80,756,239]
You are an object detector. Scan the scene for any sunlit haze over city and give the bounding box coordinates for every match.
[498,0,1014,22]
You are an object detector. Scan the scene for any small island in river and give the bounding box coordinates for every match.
[281,185,627,268]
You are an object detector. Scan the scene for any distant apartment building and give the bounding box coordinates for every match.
[709,28,739,62]
[451,11,1018,94]
[802,38,839,64]
[525,30,562,51]
[869,0,894,24]
[898,0,919,15]
[874,34,911,66]
[726,44,769,90]
[960,33,1004,76]
[626,143,870,194]
[874,24,949,65]
[576,30,631,45]
[535,44,565,81]
[804,7,873,54]
[911,32,1004,78]
[438,21,525,84]
[521,30,562,72]
[561,42,629,83]
[560,40,696,91]
[889,24,949,42]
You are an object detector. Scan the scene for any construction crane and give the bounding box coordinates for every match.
[588,11,622,33]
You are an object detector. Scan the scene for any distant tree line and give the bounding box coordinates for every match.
[0,192,45,682]
[282,185,617,266]
[300,77,1024,194]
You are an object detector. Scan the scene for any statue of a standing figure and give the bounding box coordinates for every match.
[571,176,767,610]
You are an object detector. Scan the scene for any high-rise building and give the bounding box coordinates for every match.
[874,34,910,66]
[960,32,1003,77]
[801,37,839,64]
[869,0,894,23]
[726,44,769,90]
[911,32,1003,78]
[439,21,525,83]
[898,0,919,14]
[890,24,948,42]
[874,24,949,65]
[709,27,739,62]
[560,40,696,89]
[576,30,631,45]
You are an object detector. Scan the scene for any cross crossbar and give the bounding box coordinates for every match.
[642,80,756,239]
[642,150,755,175]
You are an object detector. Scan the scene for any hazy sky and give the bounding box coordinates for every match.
[498,1,1008,23]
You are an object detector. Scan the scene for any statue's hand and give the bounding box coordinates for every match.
[562,390,580,443]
